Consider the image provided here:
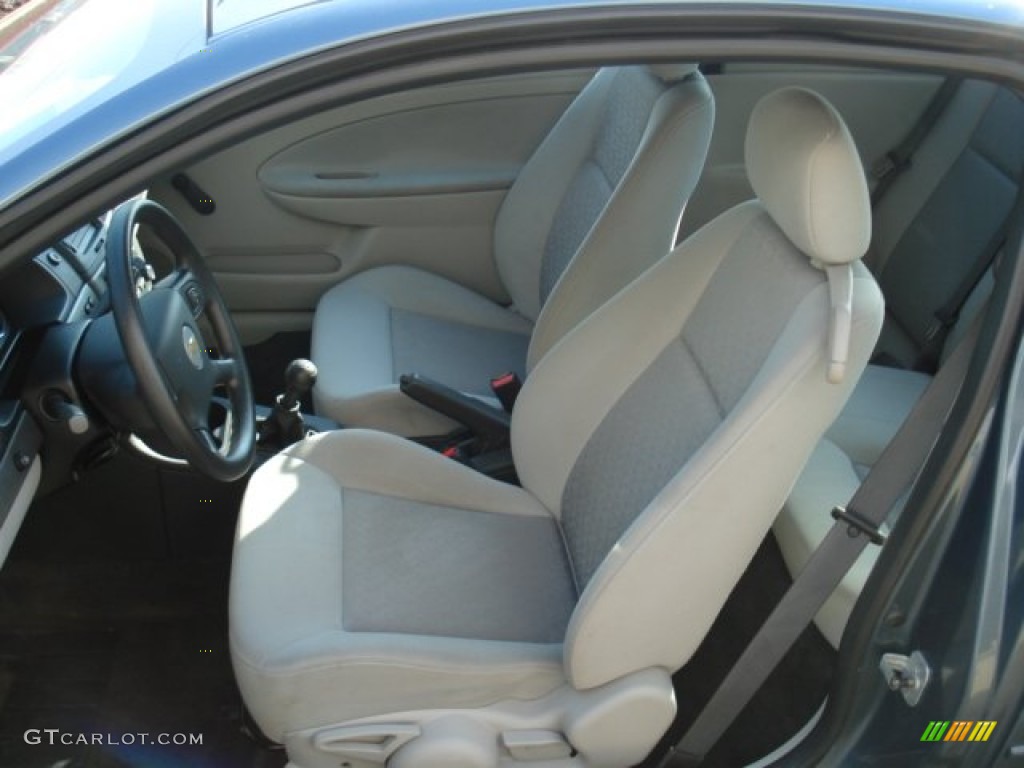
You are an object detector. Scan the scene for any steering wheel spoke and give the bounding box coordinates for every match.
[160,268,207,319]
[196,427,222,456]
[211,356,241,387]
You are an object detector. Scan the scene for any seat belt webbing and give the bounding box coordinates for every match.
[657,319,981,768]
[871,77,961,208]
[915,185,1024,372]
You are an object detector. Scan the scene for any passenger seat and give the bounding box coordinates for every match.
[775,80,1024,648]
[311,65,715,436]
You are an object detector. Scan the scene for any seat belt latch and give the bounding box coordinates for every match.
[490,372,522,413]
[923,307,958,344]
[441,443,469,462]
[831,506,888,546]
[871,151,907,184]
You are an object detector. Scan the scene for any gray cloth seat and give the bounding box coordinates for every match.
[775,81,1024,648]
[311,64,716,436]
[230,87,883,768]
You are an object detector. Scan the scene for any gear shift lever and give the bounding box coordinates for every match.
[279,358,318,412]
[258,358,318,448]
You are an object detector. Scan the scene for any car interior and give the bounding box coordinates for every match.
[0,57,1020,768]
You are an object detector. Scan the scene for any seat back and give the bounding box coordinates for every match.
[492,65,715,366]
[870,81,1024,368]
[511,88,883,689]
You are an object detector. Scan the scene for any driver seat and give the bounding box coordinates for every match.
[229,88,883,768]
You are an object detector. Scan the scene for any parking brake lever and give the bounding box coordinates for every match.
[399,373,510,449]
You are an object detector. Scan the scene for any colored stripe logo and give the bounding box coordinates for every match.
[920,721,997,742]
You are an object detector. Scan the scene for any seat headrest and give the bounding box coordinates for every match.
[745,87,870,266]
[646,63,699,83]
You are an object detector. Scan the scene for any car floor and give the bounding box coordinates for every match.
[0,394,833,768]
[0,453,285,768]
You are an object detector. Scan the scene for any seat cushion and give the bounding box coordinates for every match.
[825,363,931,472]
[230,430,576,741]
[871,84,1024,368]
[774,363,929,647]
[312,265,532,436]
[773,438,881,648]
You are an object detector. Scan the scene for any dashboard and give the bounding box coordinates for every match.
[0,208,128,567]
[0,195,237,568]
[1,213,112,330]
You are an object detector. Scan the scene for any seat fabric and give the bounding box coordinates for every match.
[773,438,881,648]
[312,265,533,435]
[230,430,574,741]
[312,65,715,435]
[872,83,1024,367]
[824,363,932,474]
[775,366,929,647]
[774,81,1024,648]
[231,87,882,765]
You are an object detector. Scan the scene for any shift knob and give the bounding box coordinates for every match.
[281,358,318,410]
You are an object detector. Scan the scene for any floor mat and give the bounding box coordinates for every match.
[0,558,284,768]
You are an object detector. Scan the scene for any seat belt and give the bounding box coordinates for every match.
[915,185,1024,372]
[870,78,961,208]
[657,318,982,768]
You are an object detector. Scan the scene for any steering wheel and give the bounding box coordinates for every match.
[105,199,255,481]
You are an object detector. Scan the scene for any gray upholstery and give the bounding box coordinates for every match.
[231,88,882,767]
[775,81,1024,649]
[774,437,879,648]
[562,215,823,587]
[825,363,931,473]
[539,164,614,303]
[539,69,665,303]
[874,84,1024,367]
[561,339,725,587]
[231,431,571,744]
[311,265,533,436]
[745,87,871,266]
[341,488,576,642]
[313,65,716,435]
[774,362,928,647]
[390,309,530,396]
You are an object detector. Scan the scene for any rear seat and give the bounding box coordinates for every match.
[774,80,1024,648]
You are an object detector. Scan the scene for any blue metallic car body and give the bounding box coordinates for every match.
[1,0,1023,213]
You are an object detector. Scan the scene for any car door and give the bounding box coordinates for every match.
[149,69,593,343]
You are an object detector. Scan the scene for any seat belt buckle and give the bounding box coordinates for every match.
[871,151,906,183]
[924,309,957,343]
[490,372,522,413]
[441,443,469,463]
[872,152,897,181]
[831,506,888,546]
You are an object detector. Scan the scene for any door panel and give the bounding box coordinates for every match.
[680,66,945,239]
[149,70,594,342]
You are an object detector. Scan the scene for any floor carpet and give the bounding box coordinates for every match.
[0,451,281,768]
[0,557,285,768]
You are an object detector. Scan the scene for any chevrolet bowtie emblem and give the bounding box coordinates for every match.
[182,326,204,370]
